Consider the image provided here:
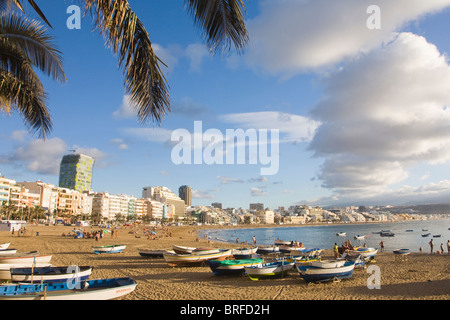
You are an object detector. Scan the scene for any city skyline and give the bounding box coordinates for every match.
[2,1,450,209]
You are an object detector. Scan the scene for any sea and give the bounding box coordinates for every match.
[198,219,450,253]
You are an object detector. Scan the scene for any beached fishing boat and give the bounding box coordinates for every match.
[349,247,377,258]
[336,232,346,237]
[296,260,357,283]
[163,249,232,267]
[137,248,165,258]
[10,266,93,284]
[0,252,52,265]
[256,245,279,254]
[0,243,10,250]
[0,262,52,281]
[279,244,306,254]
[0,249,18,256]
[208,258,264,276]
[172,245,196,254]
[274,239,292,246]
[0,277,137,300]
[192,247,220,255]
[393,249,411,255]
[232,247,258,259]
[92,245,126,254]
[245,260,294,280]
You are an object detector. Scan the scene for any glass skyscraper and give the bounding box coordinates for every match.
[58,153,95,192]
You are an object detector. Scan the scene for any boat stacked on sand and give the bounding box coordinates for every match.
[0,277,137,300]
[286,248,324,265]
[10,266,93,284]
[393,248,411,256]
[256,245,279,254]
[0,249,18,256]
[245,260,294,280]
[92,245,126,254]
[296,257,359,283]
[0,243,11,250]
[208,258,264,276]
[137,248,165,258]
[231,247,259,259]
[349,247,377,259]
[163,248,232,267]
[0,251,53,281]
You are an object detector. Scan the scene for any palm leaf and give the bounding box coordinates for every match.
[0,0,52,28]
[185,0,249,54]
[0,13,65,82]
[83,0,170,124]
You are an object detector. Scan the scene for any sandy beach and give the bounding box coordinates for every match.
[0,224,448,301]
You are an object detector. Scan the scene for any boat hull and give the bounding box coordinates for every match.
[296,261,355,283]
[0,244,10,250]
[0,253,52,265]
[256,245,279,254]
[137,248,165,258]
[92,245,126,254]
[163,249,232,267]
[0,249,18,256]
[232,247,258,259]
[0,277,137,300]
[245,261,294,280]
[172,245,196,254]
[10,266,93,284]
[349,247,377,258]
[208,258,264,276]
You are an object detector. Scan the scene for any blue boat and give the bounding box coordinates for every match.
[0,277,137,300]
[296,260,356,283]
[92,245,126,254]
[393,249,411,255]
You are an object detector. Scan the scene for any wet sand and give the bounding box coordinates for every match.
[0,224,448,300]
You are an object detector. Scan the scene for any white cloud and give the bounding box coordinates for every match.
[251,187,268,197]
[185,43,209,72]
[217,176,244,185]
[246,0,450,77]
[192,189,216,200]
[309,32,450,196]
[113,95,138,120]
[221,111,320,143]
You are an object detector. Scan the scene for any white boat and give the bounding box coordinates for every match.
[172,245,196,254]
[191,247,220,255]
[311,259,346,268]
[0,252,52,265]
[231,247,258,259]
[163,249,232,267]
[92,245,126,254]
[0,263,53,280]
[245,260,295,280]
[279,244,306,254]
[0,249,18,256]
[0,277,137,300]
[349,247,377,258]
[10,266,93,284]
[336,232,346,237]
[354,235,366,240]
[0,243,10,250]
[393,248,411,255]
[256,245,279,254]
[274,239,292,246]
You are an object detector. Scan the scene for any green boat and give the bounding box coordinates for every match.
[207,258,264,276]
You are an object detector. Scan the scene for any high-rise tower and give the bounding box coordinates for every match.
[58,153,95,192]
[178,185,192,207]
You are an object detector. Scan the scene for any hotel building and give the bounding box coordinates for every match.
[59,153,95,193]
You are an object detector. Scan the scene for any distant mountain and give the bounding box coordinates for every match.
[388,203,450,215]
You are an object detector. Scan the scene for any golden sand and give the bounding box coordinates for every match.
[0,224,448,300]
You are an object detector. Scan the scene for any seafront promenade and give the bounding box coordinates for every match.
[0,224,448,300]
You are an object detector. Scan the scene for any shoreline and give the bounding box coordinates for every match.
[0,224,448,300]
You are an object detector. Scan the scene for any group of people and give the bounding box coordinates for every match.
[424,239,450,254]
[333,239,360,257]
[62,228,119,240]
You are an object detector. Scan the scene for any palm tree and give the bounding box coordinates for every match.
[1,0,248,132]
[0,11,66,138]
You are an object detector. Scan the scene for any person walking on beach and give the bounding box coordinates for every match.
[447,240,450,254]
[429,239,433,254]
[379,240,384,252]
[252,236,256,246]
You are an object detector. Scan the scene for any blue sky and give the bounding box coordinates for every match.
[2,0,450,209]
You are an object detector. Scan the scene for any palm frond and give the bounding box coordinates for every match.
[185,0,248,55]
[0,13,65,82]
[0,70,51,138]
[83,0,170,124]
[0,0,52,28]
